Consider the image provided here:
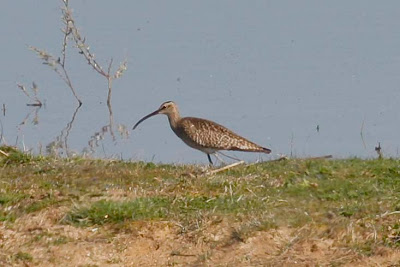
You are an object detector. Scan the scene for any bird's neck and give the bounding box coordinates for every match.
[167,110,180,129]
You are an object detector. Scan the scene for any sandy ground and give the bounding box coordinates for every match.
[1,207,400,266]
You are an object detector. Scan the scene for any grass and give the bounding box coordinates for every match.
[13,251,33,262]
[1,145,400,265]
[64,195,266,227]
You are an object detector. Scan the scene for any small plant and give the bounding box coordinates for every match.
[0,145,36,166]
[13,251,33,262]
[30,0,128,106]
[19,0,130,156]
[64,198,171,226]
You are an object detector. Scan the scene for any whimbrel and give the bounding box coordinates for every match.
[132,101,271,165]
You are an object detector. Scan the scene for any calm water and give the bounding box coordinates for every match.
[1,1,399,164]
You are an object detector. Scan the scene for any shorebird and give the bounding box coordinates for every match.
[132,101,271,165]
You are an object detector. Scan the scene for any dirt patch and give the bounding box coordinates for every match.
[1,207,400,266]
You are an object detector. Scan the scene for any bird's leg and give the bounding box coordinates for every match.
[207,154,213,166]
[214,153,227,165]
[217,151,241,162]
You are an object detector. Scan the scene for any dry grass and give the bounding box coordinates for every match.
[1,146,400,266]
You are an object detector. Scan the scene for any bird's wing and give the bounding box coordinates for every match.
[179,117,267,152]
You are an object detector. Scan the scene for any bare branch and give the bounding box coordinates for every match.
[32,82,39,95]
[65,10,108,78]
[108,58,113,76]
[30,46,81,105]
[59,0,128,108]
[17,83,31,99]
[60,6,72,67]
[29,0,127,108]
[205,161,245,175]
[17,83,42,106]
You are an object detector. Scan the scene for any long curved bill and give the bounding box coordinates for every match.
[132,109,161,130]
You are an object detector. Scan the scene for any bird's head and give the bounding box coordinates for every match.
[132,101,179,130]
[156,101,178,115]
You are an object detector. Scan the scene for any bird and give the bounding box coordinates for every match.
[132,101,271,165]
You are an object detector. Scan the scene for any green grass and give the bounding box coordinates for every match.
[0,192,27,205]
[64,195,266,226]
[1,145,400,261]
[0,146,44,166]
[13,251,33,262]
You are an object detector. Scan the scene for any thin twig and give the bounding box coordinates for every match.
[27,0,81,105]
[290,132,294,157]
[66,10,108,77]
[301,155,333,160]
[29,0,127,108]
[114,59,127,79]
[17,84,34,102]
[61,63,81,106]
[60,4,70,67]
[106,59,114,106]
[17,83,42,106]
[107,93,116,141]
[63,104,81,156]
[260,154,332,164]
[18,106,42,129]
[0,119,4,144]
[170,251,196,257]
[62,1,127,106]
[0,149,9,157]
[107,76,113,107]
[268,156,289,162]
[360,117,366,149]
[30,46,81,105]
[378,211,400,218]
[206,161,245,175]
[217,151,241,161]
[46,104,81,157]
[107,58,113,75]
[63,0,127,109]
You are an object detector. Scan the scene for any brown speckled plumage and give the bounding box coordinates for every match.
[133,101,271,164]
[175,117,269,153]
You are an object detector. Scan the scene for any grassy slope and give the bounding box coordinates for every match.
[0,146,399,266]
